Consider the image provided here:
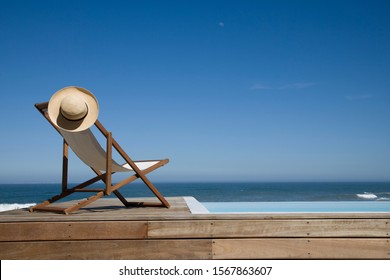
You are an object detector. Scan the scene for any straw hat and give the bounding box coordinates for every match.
[48,86,99,132]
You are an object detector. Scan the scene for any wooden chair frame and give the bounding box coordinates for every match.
[30,102,170,214]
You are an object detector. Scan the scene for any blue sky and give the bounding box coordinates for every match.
[0,0,389,183]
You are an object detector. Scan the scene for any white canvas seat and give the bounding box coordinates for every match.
[59,129,160,173]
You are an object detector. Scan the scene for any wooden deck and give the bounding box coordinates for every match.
[1,197,389,259]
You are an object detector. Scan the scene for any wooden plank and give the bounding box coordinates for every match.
[0,239,212,260]
[0,221,147,241]
[149,220,214,238]
[212,238,390,259]
[148,219,390,238]
[0,219,390,241]
[0,197,189,222]
[307,238,390,259]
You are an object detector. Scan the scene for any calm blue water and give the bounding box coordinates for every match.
[202,201,390,213]
[1,182,390,206]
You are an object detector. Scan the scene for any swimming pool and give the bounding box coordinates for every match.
[185,198,390,214]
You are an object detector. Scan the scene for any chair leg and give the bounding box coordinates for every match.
[112,190,168,208]
[63,191,105,214]
[105,132,112,195]
[31,191,106,215]
[62,140,68,193]
[30,173,107,213]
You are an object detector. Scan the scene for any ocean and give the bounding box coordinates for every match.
[1,182,390,212]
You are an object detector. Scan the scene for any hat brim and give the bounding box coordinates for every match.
[48,86,99,132]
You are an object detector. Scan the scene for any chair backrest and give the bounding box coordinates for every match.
[59,129,129,172]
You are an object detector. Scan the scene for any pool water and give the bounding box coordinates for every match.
[201,201,390,213]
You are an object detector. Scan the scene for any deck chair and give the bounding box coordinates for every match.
[30,101,170,214]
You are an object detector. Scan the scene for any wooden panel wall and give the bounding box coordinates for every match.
[0,217,389,259]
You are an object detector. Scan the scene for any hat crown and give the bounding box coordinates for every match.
[60,94,88,121]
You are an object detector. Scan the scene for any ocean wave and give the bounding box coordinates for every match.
[0,203,36,212]
[356,193,378,200]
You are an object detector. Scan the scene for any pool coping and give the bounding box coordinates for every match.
[183,196,210,214]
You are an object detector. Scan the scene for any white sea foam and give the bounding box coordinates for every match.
[356,193,378,199]
[0,203,36,212]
